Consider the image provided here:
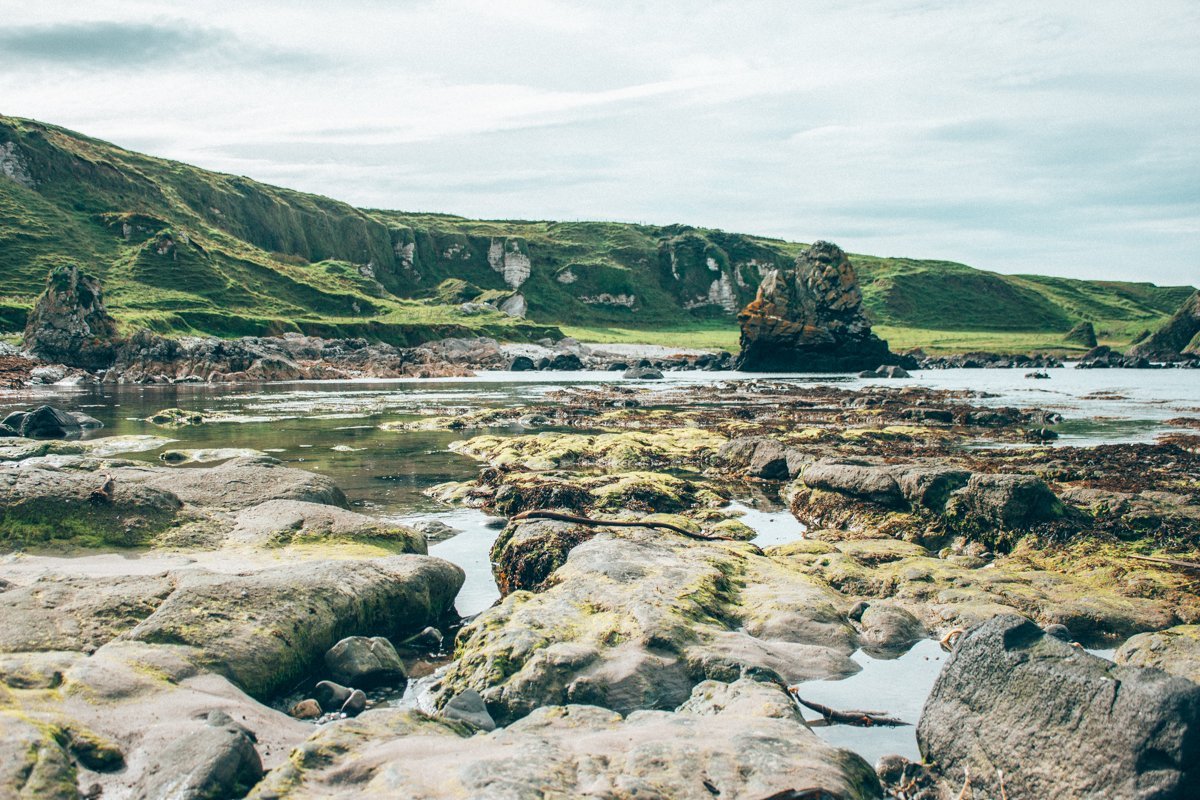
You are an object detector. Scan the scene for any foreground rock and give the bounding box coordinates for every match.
[1115,624,1200,683]
[0,552,463,799]
[434,521,860,724]
[23,264,120,370]
[918,615,1200,799]
[251,678,881,799]
[736,240,906,372]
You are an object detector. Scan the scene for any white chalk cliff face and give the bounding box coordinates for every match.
[488,238,532,290]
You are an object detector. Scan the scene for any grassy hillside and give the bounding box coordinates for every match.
[1,115,1191,353]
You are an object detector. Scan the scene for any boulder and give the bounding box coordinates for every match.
[10,405,91,439]
[623,366,664,379]
[717,435,807,480]
[508,355,535,371]
[857,603,926,655]
[917,615,1200,799]
[120,556,463,698]
[946,473,1065,531]
[438,689,497,731]
[313,680,353,711]
[250,679,881,799]
[132,710,263,800]
[324,636,407,688]
[1115,624,1200,683]
[736,240,904,372]
[23,264,121,370]
[547,352,583,370]
[143,455,349,511]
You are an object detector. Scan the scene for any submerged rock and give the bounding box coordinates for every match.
[918,615,1200,799]
[251,679,881,799]
[736,241,904,372]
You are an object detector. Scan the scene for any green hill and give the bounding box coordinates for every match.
[1,115,1192,353]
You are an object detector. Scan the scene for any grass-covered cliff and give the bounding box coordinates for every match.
[1,115,1192,352]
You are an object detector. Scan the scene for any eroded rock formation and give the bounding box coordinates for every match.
[23,264,120,369]
[735,241,902,372]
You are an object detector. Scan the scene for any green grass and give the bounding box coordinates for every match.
[0,113,1193,353]
[562,322,741,351]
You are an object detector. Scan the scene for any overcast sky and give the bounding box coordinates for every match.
[1,1,1196,284]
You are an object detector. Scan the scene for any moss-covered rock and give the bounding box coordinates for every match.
[451,428,727,470]
[433,523,859,725]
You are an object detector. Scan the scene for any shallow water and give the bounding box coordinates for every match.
[790,639,947,764]
[2,368,1190,763]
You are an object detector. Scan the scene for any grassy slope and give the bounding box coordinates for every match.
[1,115,1192,353]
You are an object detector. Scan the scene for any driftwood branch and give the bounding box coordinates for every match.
[786,687,910,728]
[1128,554,1200,572]
[510,509,735,542]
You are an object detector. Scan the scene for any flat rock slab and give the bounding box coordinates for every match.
[918,614,1200,799]
[251,679,882,799]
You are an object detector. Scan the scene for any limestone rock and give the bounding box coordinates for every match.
[736,241,902,372]
[250,679,881,799]
[917,615,1200,799]
[23,264,120,370]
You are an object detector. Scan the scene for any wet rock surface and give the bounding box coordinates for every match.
[918,615,1200,799]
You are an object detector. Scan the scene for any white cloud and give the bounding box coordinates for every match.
[0,0,1195,284]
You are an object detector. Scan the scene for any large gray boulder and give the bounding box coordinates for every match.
[1115,624,1200,684]
[132,710,262,800]
[251,679,882,799]
[918,615,1200,799]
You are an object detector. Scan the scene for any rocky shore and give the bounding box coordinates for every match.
[1,373,1197,799]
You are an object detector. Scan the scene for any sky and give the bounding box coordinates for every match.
[1,0,1197,285]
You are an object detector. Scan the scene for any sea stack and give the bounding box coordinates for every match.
[1127,290,1200,361]
[23,263,120,370]
[735,240,901,372]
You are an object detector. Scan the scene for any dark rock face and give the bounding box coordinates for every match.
[23,264,120,370]
[736,241,901,372]
[1129,290,1200,361]
[5,405,102,439]
[1064,320,1098,348]
[623,366,664,380]
[918,615,1200,800]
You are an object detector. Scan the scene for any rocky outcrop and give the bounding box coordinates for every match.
[23,264,121,369]
[1064,320,1098,348]
[918,615,1200,799]
[1128,290,1200,361]
[736,241,903,372]
[433,521,860,725]
[251,679,881,799]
